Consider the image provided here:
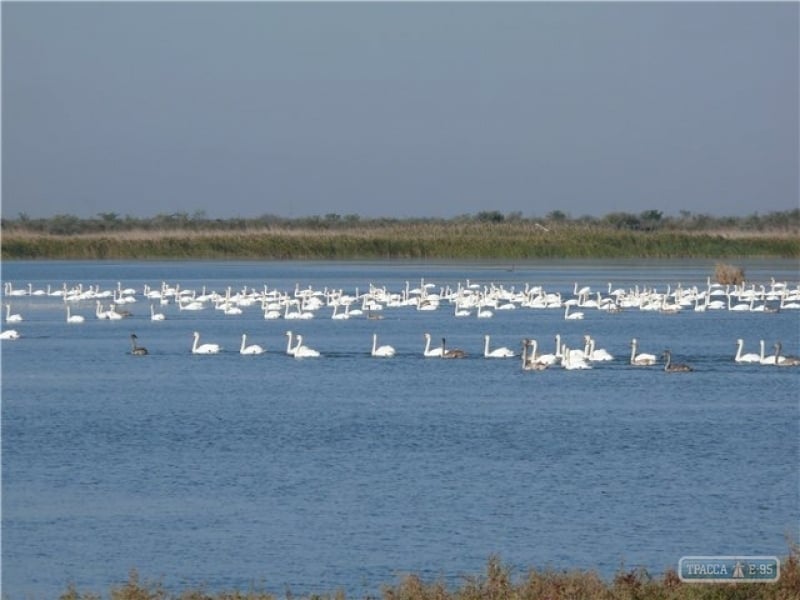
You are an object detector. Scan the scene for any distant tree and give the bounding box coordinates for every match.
[639,209,663,231]
[47,214,82,235]
[475,210,505,223]
[603,212,640,230]
[97,212,121,231]
[546,210,568,222]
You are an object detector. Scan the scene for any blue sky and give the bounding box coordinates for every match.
[2,2,798,219]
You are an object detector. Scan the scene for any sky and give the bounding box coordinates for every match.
[2,1,798,220]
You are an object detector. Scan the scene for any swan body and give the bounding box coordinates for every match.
[521,339,549,370]
[662,350,692,372]
[630,338,657,366]
[192,331,220,354]
[484,334,514,358]
[150,304,166,321]
[734,338,760,363]
[454,303,471,317]
[130,334,148,356]
[476,306,494,319]
[773,342,800,366]
[66,305,85,323]
[564,304,584,320]
[561,346,592,370]
[5,304,23,323]
[585,336,613,361]
[293,334,320,358]
[759,340,782,365]
[240,333,265,355]
[441,337,466,359]
[4,283,27,297]
[371,333,396,357]
[423,333,444,357]
[331,302,350,320]
[107,307,125,320]
[0,329,20,340]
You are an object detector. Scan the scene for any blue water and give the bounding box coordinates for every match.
[2,259,798,598]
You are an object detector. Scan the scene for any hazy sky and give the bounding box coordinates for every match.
[2,1,798,219]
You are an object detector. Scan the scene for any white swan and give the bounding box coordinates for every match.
[5,304,23,323]
[454,302,471,317]
[483,334,514,358]
[285,330,298,355]
[476,305,494,319]
[240,333,265,355]
[564,303,584,320]
[727,294,750,311]
[284,300,314,320]
[630,338,657,366]
[734,338,760,363]
[66,305,85,323]
[521,339,549,370]
[96,301,123,320]
[561,346,592,370]
[585,336,613,361]
[532,336,559,366]
[4,283,27,297]
[150,304,166,321]
[293,334,320,358]
[423,332,444,357]
[192,331,220,354]
[759,340,782,365]
[371,333,396,357]
[331,302,350,320]
[106,304,125,320]
[0,329,20,340]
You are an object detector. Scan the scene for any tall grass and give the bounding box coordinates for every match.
[57,546,800,600]
[3,223,799,260]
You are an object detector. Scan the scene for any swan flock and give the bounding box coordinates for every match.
[2,276,798,372]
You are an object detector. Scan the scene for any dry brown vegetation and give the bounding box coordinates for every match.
[714,263,747,285]
[56,547,800,600]
[3,222,798,260]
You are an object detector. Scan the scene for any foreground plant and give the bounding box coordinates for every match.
[56,546,800,600]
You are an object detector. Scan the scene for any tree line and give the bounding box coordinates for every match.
[2,208,798,236]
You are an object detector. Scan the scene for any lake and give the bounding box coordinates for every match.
[2,259,798,598]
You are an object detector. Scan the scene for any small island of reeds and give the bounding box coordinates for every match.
[2,209,798,260]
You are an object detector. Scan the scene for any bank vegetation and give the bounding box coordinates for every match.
[59,547,800,600]
[3,209,798,260]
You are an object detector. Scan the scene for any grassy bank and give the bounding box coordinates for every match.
[3,223,799,260]
[58,549,800,600]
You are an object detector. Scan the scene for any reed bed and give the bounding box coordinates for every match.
[3,223,799,260]
[57,547,800,600]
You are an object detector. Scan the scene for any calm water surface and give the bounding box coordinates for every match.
[2,259,799,598]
